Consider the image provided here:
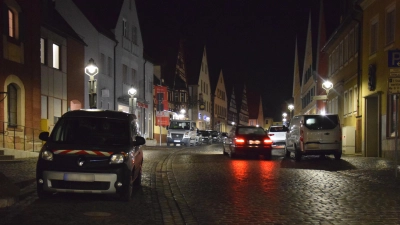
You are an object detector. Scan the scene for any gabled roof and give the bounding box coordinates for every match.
[42,0,86,45]
[72,0,123,41]
[185,41,205,86]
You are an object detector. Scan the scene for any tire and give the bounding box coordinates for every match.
[223,145,228,155]
[284,145,290,157]
[37,184,53,199]
[229,150,236,159]
[334,153,342,160]
[120,173,133,202]
[294,144,302,161]
[133,168,142,186]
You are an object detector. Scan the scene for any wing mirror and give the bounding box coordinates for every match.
[134,136,146,146]
[39,132,49,141]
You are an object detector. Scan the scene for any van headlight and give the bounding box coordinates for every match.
[110,153,125,164]
[41,150,53,161]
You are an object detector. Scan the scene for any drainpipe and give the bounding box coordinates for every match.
[143,59,147,136]
[114,41,118,110]
[352,3,363,118]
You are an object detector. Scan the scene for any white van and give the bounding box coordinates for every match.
[285,114,342,161]
[166,120,198,146]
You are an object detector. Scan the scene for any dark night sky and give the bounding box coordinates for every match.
[136,0,341,121]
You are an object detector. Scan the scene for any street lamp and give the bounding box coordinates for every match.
[85,58,99,109]
[282,113,287,118]
[128,87,137,114]
[288,104,294,120]
[322,80,333,94]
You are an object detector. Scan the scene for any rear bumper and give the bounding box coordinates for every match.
[302,142,342,155]
[232,146,272,155]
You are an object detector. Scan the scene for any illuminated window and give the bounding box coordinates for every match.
[8,9,14,37]
[52,44,60,69]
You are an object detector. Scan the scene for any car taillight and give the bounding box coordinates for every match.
[300,129,304,142]
[235,138,245,144]
[264,139,272,144]
[268,134,274,136]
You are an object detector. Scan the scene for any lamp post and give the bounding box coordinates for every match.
[288,104,294,120]
[128,87,137,114]
[85,58,99,109]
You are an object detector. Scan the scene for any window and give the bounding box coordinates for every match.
[386,6,395,45]
[388,94,397,137]
[339,41,343,67]
[344,91,348,115]
[52,44,60,69]
[7,83,17,127]
[370,18,378,55]
[8,9,14,38]
[180,92,185,102]
[40,38,46,64]
[355,24,359,54]
[107,57,112,77]
[132,68,137,84]
[132,26,137,44]
[349,29,354,57]
[122,19,127,37]
[123,64,128,84]
[354,86,358,114]
[349,88,353,114]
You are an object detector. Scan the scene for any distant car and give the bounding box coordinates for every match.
[198,130,212,144]
[36,110,146,201]
[194,130,203,146]
[223,126,273,159]
[219,132,228,143]
[208,130,220,143]
[267,125,288,149]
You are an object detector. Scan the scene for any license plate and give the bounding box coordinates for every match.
[174,140,180,142]
[249,140,260,144]
[64,173,94,182]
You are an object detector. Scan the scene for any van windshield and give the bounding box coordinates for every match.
[303,115,339,130]
[169,121,191,130]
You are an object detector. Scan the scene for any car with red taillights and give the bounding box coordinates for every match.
[223,126,273,159]
[36,109,145,201]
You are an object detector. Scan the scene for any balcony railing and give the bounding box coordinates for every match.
[0,121,44,152]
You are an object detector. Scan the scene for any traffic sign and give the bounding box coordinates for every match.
[388,77,400,94]
[388,50,400,67]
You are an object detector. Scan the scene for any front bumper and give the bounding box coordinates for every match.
[167,137,190,144]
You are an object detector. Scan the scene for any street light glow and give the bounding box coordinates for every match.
[128,87,137,96]
[322,80,333,94]
[180,109,186,114]
[85,58,99,76]
[288,104,294,111]
[282,113,287,117]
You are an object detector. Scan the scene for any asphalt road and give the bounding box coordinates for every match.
[1,144,400,225]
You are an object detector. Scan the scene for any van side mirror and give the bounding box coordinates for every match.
[39,132,49,141]
[134,136,146,146]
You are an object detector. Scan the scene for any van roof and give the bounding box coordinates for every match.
[62,109,134,119]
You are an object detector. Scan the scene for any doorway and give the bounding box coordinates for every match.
[365,95,380,157]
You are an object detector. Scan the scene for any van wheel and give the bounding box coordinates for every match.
[334,153,342,160]
[37,184,53,199]
[294,145,302,161]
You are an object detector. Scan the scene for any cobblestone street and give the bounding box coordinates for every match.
[1,144,400,224]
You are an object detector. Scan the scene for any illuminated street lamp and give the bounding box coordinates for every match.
[85,58,99,108]
[128,87,137,114]
[288,104,294,120]
[282,113,287,118]
[322,80,333,94]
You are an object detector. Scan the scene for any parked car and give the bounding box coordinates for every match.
[198,130,212,144]
[36,109,146,201]
[285,114,342,161]
[223,126,273,159]
[208,130,220,143]
[267,125,288,149]
[219,132,228,143]
[194,129,203,146]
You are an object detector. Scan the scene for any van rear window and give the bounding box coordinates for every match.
[303,115,339,130]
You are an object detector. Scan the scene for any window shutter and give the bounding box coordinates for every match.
[2,4,8,36]
[19,12,24,40]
